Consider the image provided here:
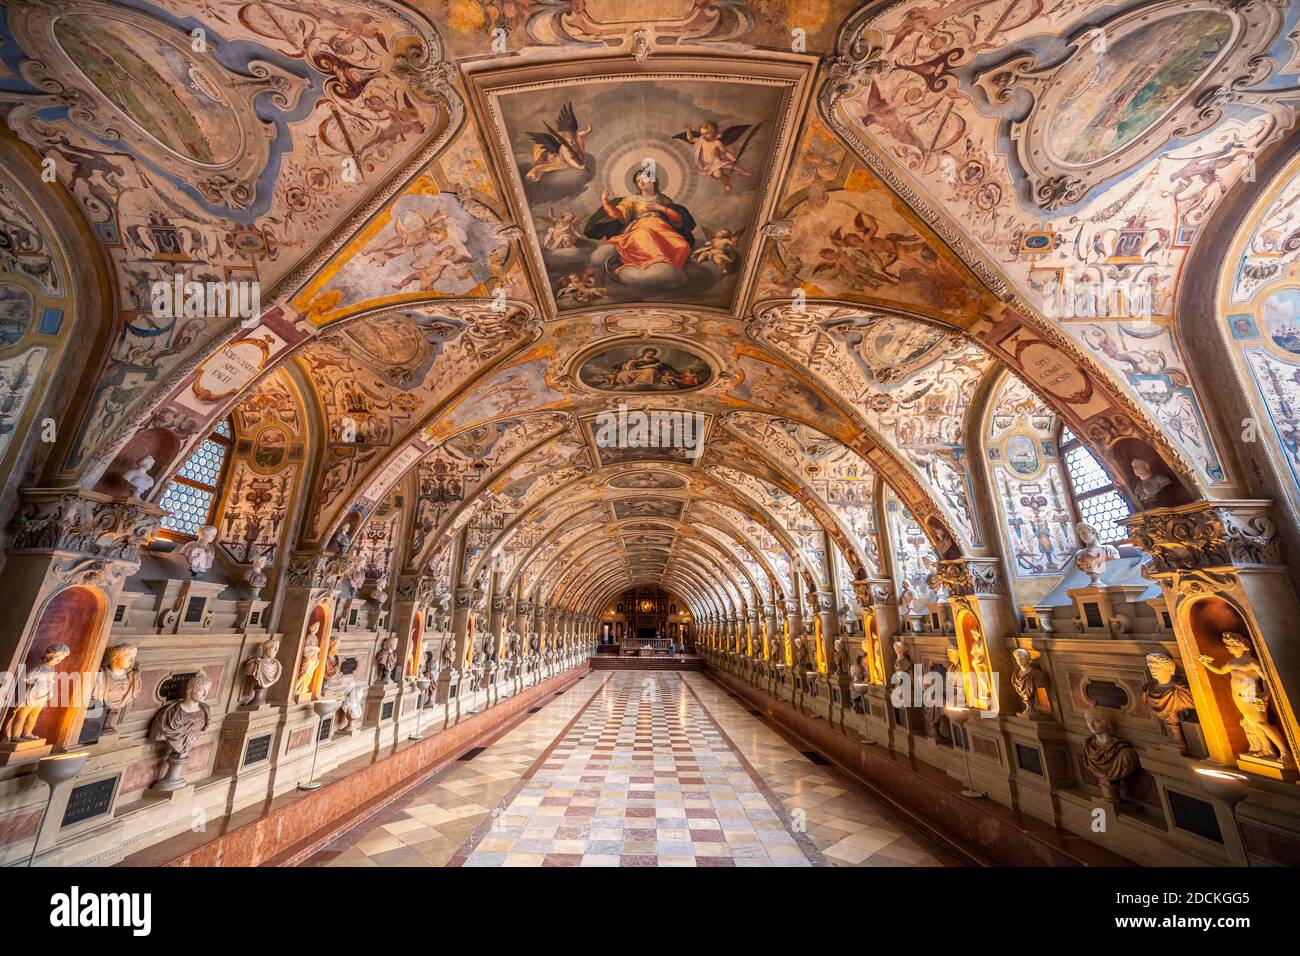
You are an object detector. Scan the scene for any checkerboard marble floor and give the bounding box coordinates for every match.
[304,671,960,867]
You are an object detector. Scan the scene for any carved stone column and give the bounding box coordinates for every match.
[806,589,836,673]
[1123,500,1300,778]
[782,598,800,667]
[452,585,480,671]
[392,573,430,682]
[0,490,163,758]
[762,602,777,659]
[276,551,346,705]
[852,578,894,684]
[932,557,1016,714]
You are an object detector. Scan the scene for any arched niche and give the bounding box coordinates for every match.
[954,607,995,712]
[862,609,884,684]
[405,613,424,678]
[1181,594,1297,771]
[297,603,332,703]
[23,585,106,747]
[95,427,181,499]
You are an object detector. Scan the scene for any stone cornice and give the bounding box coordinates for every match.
[10,489,165,563]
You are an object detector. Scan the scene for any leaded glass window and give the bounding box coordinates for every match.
[1059,427,1132,544]
[159,423,232,538]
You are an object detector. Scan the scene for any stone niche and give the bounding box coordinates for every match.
[17,585,107,750]
[1183,594,1297,780]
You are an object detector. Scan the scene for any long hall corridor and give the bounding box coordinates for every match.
[305,671,960,868]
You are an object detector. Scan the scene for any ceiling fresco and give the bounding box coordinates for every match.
[8,0,1299,622]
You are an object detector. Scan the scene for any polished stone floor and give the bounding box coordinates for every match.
[305,671,961,867]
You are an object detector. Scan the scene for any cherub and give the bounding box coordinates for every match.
[396,245,473,291]
[367,208,448,264]
[541,209,582,249]
[691,228,741,272]
[555,272,588,302]
[580,266,606,298]
[675,121,760,191]
[526,103,591,181]
[814,211,932,289]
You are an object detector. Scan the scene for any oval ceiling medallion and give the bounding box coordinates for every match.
[575,339,715,393]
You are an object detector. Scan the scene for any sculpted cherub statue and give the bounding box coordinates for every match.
[1198,632,1294,766]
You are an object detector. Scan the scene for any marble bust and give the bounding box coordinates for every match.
[93,643,141,733]
[122,454,156,497]
[3,643,71,742]
[892,640,913,679]
[148,672,212,790]
[244,637,283,706]
[178,525,218,576]
[1072,522,1120,586]
[1142,652,1195,754]
[375,635,399,683]
[1010,647,1048,717]
[1082,707,1140,801]
[245,554,269,598]
[1131,458,1171,506]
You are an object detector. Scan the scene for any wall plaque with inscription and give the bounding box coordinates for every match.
[61,776,118,827]
[243,733,272,766]
[157,671,198,702]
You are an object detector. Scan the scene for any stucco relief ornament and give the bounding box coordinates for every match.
[1122,502,1280,575]
[243,637,283,707]
[1083,708,1140,802]
[1142,652,1196,755]
[178,525,218,575]
[344,553,366,590]
[92,643,141,733]
[148,672,212,791]
[1072,522,1120,586]
[122,455,156,498]
[2,643,70,742]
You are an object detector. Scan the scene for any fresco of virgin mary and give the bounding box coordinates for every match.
[583,169,696,278]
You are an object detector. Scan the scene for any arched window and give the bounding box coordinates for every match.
[1059,426,1132,544]
[158,419,233,538]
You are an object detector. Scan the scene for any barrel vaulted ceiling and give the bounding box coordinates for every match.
[4,0,1299,620]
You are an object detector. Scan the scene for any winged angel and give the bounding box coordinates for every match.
[525,103,592,182]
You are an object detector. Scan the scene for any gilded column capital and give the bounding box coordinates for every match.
[1121,499,1280,575]
[930,557,1004,598]
[852,577,895,607]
